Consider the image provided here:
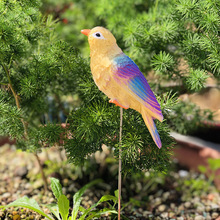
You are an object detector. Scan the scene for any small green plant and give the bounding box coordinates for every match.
[198,158,220,187]
[183,176,210,197]
[0,178,118,219]
[177,159,220,201]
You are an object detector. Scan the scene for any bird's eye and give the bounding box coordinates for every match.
[92,32,105,39]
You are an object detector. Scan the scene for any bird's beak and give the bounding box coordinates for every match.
[81,29,91,36]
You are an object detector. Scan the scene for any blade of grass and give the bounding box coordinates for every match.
[72,179,102,220]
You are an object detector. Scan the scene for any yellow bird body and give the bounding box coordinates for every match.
[90,47,139,111]
[89,28,145,114]
[81,27,163,148]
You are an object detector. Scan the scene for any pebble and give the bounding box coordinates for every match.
[178,170,189,177]
[169,212,175,218]
[13,214,21,220]
[178,204,185,211]
[68,184,77,192]
[205,213,212,220]
[193,197,200,203]
[148,195,154,200]
[205,205,211,212]
[154,197,162,205]
[160,212,168,218]
[212,212,219,219]
[12,211,18,215]
[184,201,191,208]
[158,204,167,212]
[14,166,28,178]
[1,144,220,219]
[170,203,176,209]
[210,203,220,209]
[156,189,163,197]
[194,215,205,220]
[14,181,20,189]
[63,178,69,186]
[2,192,11,198]
[0,211,5,217]
[196,205,204,214]
[143,211,151,217]
[162,191,170,201]
[195,202,205,213]
[24,183,31,189]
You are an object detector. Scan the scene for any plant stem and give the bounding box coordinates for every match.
[2,62,48,191]
[34,152,48,192]
[153,0,159,21]
[118,107,123,220]
[2,63,28,136]
[0,82,8,85]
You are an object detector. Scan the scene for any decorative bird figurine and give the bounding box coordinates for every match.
[81,27,163,148]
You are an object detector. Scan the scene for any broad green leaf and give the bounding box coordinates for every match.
[50,177,63,200]
[99,195,118,204]
[58,195,69,220]
[114,189,119,199]
[45,203,61,220]
[1,196,53,220]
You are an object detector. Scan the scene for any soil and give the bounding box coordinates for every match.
[0,143,220,220]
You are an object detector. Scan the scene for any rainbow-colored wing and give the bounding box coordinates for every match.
[111,53,163,121]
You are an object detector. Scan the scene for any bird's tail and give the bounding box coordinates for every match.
[141,110,162,149]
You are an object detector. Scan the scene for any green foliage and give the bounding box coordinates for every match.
[151,51,175,76]
[55,0,219,80]
[0,178,118,220]
[0,0,88,152]
[65,93,174,172]
[117,111,174,173]
[176,159,220,201]
[0,90,24,138]
[50,177,63,200]
[58,195,69,220]
[207,158,220,171]
[198,158,220,185]
[2,0,218,177]
[34,124,64,146]
[186,69,209,91]
[44,0,218,141]
[167,101,213,134]
[183,176,210,197]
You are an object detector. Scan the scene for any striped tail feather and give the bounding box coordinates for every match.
[142,110,162,148]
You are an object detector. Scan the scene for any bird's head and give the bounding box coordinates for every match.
[81,26,118,55]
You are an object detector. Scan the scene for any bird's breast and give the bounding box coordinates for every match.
[90,56,112,92]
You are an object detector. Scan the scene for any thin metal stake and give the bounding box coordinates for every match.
[118,107,123,219]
